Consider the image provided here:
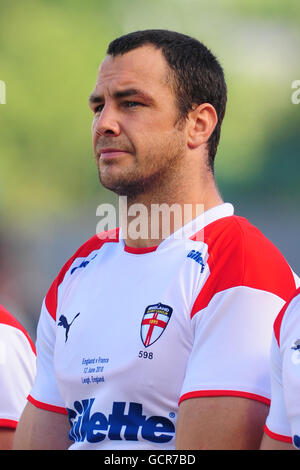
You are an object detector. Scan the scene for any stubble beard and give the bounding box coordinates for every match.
[98,134,186,203]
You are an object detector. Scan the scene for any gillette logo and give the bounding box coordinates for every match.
[67,399,175,444]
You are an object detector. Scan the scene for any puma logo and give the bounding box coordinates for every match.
[58,313,80,342]
[291,339,300,351]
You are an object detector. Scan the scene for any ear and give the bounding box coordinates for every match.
[187,103,218,150]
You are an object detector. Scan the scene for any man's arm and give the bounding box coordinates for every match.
[13,402,71,450]
[176,396,269,450]
[260,433,295,450]
[0,428,15,450]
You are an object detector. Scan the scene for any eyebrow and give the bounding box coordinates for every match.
[88,88,155,105]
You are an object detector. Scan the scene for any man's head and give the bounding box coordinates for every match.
[89,30,227,198]
[106,29,227,171]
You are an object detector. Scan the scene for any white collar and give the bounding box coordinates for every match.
[157,202,234,249]
[119,202,234,251]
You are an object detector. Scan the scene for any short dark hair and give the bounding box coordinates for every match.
[107,29,227,171]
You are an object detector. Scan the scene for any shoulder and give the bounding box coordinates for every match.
[52,228,119,280]
[202,215,287,259]
[190,215,297,316]
[0,305,36,355]
[205,215,296,294]
[68,228,120,260]
[45,229,120,320]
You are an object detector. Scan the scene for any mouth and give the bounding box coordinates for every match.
[98,148,130,161]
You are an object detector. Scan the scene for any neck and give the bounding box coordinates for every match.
[119,171,223,249]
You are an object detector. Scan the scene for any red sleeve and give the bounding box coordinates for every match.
[190,216,297,318]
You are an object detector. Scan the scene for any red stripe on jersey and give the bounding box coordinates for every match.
[27,395,68,415]
[0,305,36,355]
[179,390,270,405]
[45,229,119,321]
[190,216,297,318]
[273,287,300,347]
[263,424,292,443]
[0,418,18,429]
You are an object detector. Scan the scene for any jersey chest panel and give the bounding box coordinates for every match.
[52,241,208,447]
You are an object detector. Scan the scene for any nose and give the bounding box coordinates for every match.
[93,103,121,137]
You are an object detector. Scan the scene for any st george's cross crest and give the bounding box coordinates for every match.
[140,303,173,348]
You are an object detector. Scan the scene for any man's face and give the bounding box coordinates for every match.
[89,45,187,197]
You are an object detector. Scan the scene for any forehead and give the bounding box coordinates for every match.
[95,45,171,94]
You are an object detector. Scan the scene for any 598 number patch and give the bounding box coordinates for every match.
[138,350,153,360]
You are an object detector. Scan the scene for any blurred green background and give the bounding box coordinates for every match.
[0,0,299,337]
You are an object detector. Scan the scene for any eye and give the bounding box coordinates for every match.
[93,104,104,113]
[122,101,143,108]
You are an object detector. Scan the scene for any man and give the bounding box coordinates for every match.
[0,304,36,449]
[14,30,299,450]
[260,288,300,450]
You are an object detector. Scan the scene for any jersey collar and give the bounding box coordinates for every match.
[119,203,234,253]
[157,202,234,250]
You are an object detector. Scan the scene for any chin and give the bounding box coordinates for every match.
[99,170,133,195]
[99,172,150,198]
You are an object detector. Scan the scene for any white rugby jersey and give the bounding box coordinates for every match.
[264,288,300,449]
[28,203,299,449]
[0,305,36,429]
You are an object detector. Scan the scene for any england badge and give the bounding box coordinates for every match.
[140,303,173,348]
